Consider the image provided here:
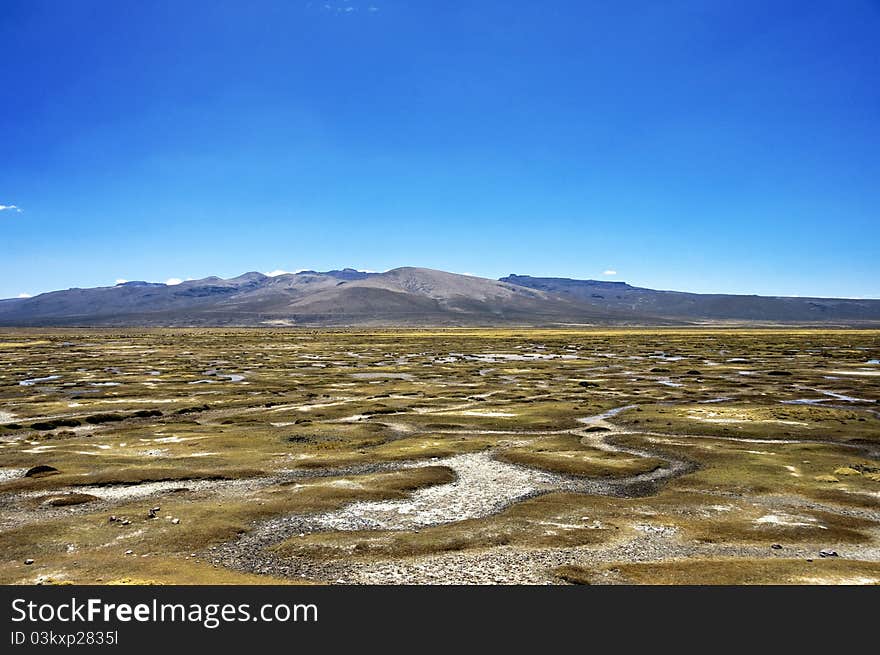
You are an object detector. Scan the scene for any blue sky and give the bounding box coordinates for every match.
[1,1,878,299]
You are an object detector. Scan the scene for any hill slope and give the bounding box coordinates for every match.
[0,268,654,327]
[0,268,877,326]
[500,275,880,322]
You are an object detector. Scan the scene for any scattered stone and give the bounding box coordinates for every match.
[24,559,34,565]
[771,544,783,550]
[171,518,180,525]
[124,550,134,555]
[819,549,838,558]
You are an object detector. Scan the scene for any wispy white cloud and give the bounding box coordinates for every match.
[115,279,128,285]
[165,278,183,286]
[602,269,617,276]
[317,2,379,14]
[0,204,23,213]
[264,269,295,277]
[17,292,32,298]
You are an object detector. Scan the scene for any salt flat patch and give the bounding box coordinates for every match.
[450,410,517,418]
[828,370,880,377]
[327,479,364,489]
[0,467,28,482]
[292,399,357,412]
[577,405,637,426]
[309,452,566,531]
[0,411,17,423]
[137,448,170,457]
[686,412,808,426]
[40,477,260,504]
[334,414,372,423]
[99,399,182,404]
[815,389,875,403]
[149,435,203,444]
[19,375,61,386]
[465,352,577,363]
[754,513,825,528]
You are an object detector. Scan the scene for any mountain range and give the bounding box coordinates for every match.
[1,268,878,327]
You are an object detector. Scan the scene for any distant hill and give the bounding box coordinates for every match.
[0,268,877,326]
[500,274,880,323]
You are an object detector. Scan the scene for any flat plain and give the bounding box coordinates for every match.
[0,328,878,585]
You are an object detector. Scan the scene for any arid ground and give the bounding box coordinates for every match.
[1,328,878,585]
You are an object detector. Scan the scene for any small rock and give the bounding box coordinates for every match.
[121,519,131,525]
[124,550,134,555]
[771,544,783,550]
[171,518,180,525]
[24,559,34,565]
[819,549,838,558]
[108,515,118,522]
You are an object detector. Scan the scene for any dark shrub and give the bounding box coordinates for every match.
[85,413,125,424]
[25,465,59,478]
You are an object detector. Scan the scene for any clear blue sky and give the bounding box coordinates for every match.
[1,1,878,299]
